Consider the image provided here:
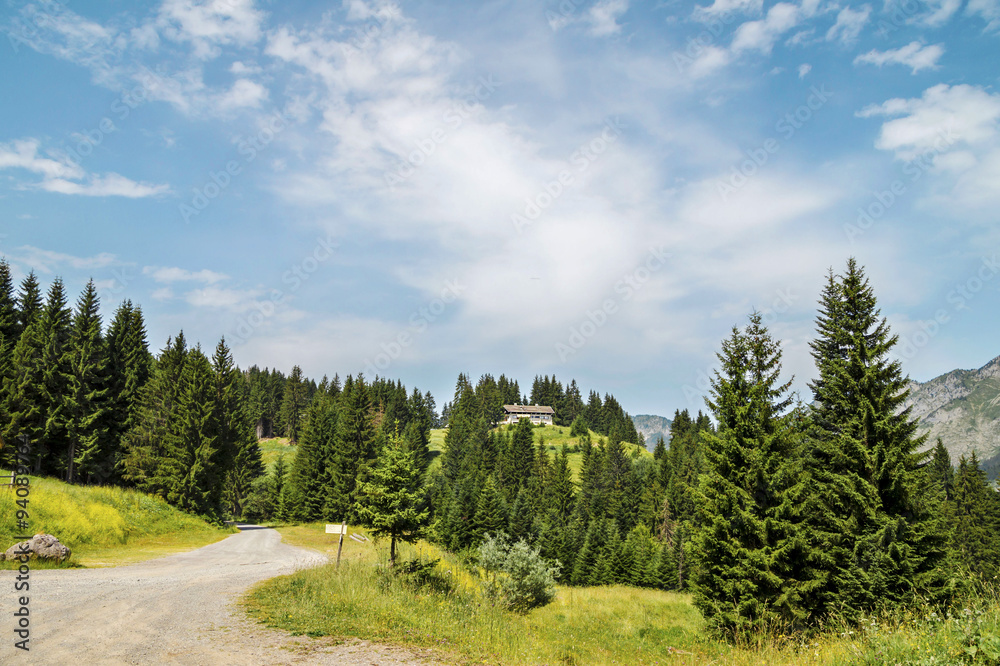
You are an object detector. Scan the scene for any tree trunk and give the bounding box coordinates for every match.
[66,441,76,484]
[390,537,397,568]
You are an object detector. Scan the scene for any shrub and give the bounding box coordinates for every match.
[478,533,560,612]
[384,556,456,596]
[570,416,589,437]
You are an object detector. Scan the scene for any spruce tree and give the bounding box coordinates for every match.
[166,347,222,518]
[213,338,263,518]
[105,301,151,478]
[37,278,74,476]
[928,439,955,501]
[65,280,110,483]
[951,453,1000,580]
[474,475,509,542]
[286,393,339,521]
[16,271,42,334]
[691,312,799,637]
[803,259,947,618]
[122,333,189,496]
[2,318,47,463]
[0,260,20,467]
[354,432,430,567]
[327,375,377,522]
[280,365,308,442]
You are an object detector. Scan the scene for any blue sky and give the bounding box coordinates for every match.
[1,0,998,418]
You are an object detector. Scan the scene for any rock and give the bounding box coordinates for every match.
[2,534,72,563]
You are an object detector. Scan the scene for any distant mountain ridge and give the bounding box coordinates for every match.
[631,414,672,450]
[904,354,1000,464]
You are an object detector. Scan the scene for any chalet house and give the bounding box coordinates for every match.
[502,404,555,426]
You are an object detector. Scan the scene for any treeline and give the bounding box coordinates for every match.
[0,260,273,520]
[423,371,668,588]
[263,374,437,523]
[0,263,151,483]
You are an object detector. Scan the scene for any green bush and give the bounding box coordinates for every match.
[478,532,559,612]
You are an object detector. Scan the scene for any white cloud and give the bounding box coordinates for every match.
[731,2,805,54]
[0,139,168,198]
[861,84,1000,212]
[858,84,1000,159]
[0,139,84,180]
[217,78,268,110]
[967,0,1000,30]
[587,0,629,36]
[854,41,944,74]
[825,5,871,43]
[693,0,763,22]
[10,246,117,274]
[157,0,265,59]
[798,63,812,77]
[185,285,266,310]
[689,46,733,78]
[143,266,229,284]
[39,173,170,198]
[921,0,963,26]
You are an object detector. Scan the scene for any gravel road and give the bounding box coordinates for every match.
[2,525,449,665]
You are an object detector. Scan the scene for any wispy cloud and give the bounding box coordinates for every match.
[825,5,870,43]
[587,0,629,36]
[9,246,117,274]
[143,266,229,284]
[0,139,169,198]
[854,42,944,74]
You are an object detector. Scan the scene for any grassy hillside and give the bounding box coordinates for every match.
[0,475,235,567]
[259,437,297,472]
[248,523,998,665]
[428,426,650,481]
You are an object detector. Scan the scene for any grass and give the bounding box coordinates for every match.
[259,437,297,473]
[249,523,1000,665]
[0,474,235,567]
[428,426,649,482]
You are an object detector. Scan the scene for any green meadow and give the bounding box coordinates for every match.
[0,474,235,567]
[245,523,1000,665]
[428,425,649,481]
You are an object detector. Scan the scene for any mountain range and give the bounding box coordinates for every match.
[905,354,1000,468]
[631,414,672,450]
[632,354,1000,476]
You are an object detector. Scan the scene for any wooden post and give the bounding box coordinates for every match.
[336,520,346,568]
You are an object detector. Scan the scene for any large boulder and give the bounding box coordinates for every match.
[2,534,71,562]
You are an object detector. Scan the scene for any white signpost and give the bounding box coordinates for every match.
[327,521,347,567]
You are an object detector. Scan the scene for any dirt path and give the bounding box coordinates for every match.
[2,525,449,665]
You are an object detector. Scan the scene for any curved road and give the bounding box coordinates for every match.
[2,526,445,665]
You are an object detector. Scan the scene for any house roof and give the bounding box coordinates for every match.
[503,404,555,415]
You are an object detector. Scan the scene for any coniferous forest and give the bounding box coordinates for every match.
[4,256,1000,641]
